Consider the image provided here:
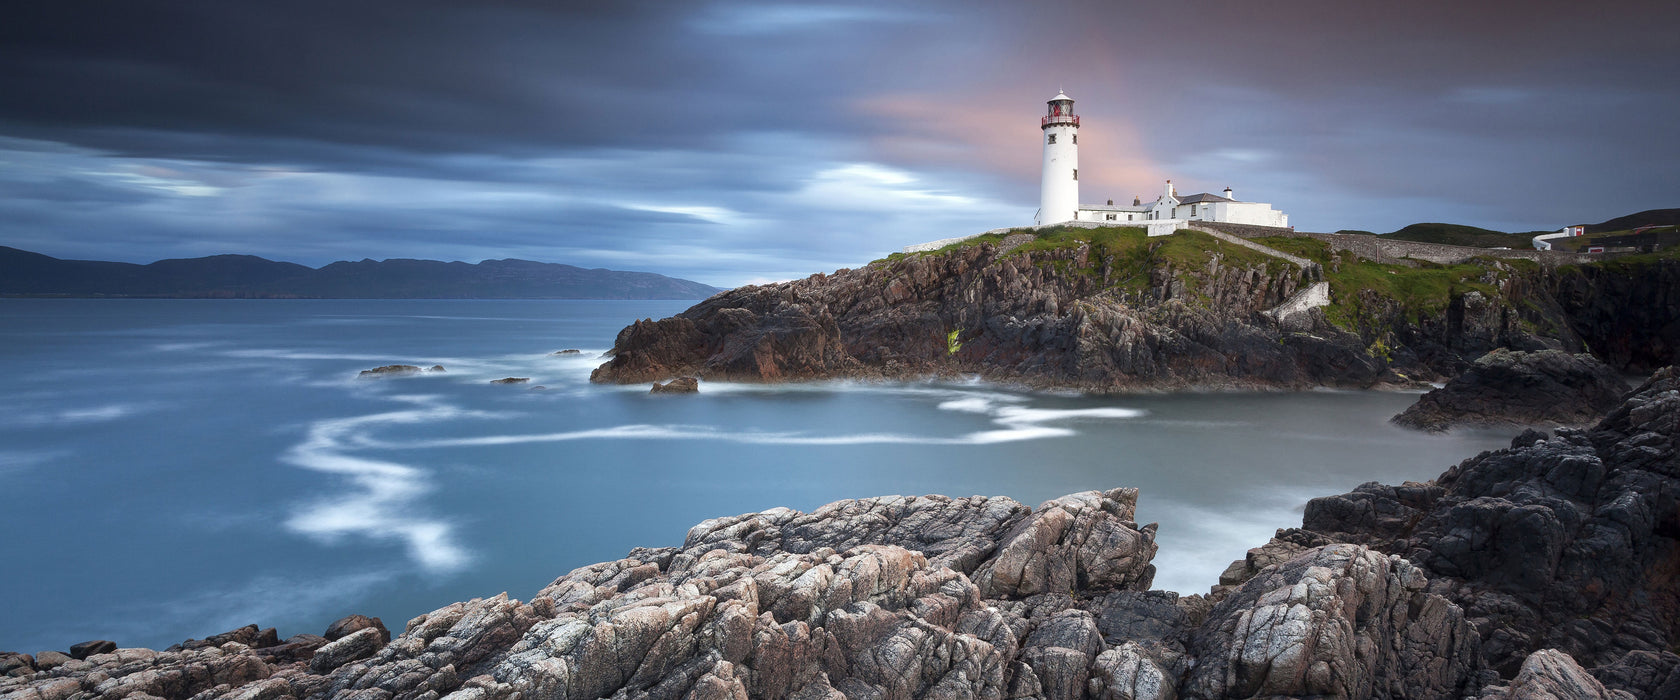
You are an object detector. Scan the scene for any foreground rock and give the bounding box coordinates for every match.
[1392,349,1630,431]
[0,490,1482,699]
[1259,366,1680,695]
[7,371,1679,698]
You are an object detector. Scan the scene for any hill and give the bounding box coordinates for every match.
[1378,222,1535,248]
[1581,207,1680,233]
[1372,210,1680,249]
[0,246,723,299]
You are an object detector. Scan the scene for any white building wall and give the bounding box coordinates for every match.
[1037,124,1079,225]
[1075,208,1145,223]
[1212,201,1287,227]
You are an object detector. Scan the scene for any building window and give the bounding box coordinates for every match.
[1072,169,1077,180]
[1127,214,1134,221]
[1047,134,1056,144]
[1106,214,1116,221]
[1191,205,1198,216]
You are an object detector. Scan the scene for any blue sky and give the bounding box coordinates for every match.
[1,0,1675,287]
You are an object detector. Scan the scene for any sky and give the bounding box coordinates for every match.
[1,1,1676,287]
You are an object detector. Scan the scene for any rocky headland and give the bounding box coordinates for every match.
[590,226,1680,393]
[1392,349,1633,432]
[6,366,1677,699]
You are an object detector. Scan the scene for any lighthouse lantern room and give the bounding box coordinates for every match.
[1037,91,1079,225]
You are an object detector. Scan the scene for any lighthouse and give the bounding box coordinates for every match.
[1036,91,1079,225]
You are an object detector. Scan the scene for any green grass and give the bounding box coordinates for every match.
[1253,236,1334,263]
[1318,252,1505,330]
[870,232,1013,264]
[1009,226,1280,267]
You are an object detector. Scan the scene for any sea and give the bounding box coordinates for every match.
[0,299,1517,654]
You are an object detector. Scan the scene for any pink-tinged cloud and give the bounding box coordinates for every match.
[852,88,1165,205]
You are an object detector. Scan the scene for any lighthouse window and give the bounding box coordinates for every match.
[1072,169,1077,180]
[1072,134,1077,144]
[1047,134,1056,144]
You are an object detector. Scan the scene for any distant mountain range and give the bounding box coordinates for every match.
[0,246,724,299]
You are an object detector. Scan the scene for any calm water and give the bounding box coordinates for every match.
[0,299,1516,654]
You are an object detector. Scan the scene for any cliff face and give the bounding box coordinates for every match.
[1550,258,1680,373]
[592,228,1624,391]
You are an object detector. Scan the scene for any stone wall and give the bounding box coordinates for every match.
[1186,224,1315,270]
[1189,221,1298,240]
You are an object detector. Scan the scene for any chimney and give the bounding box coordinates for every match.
[1223,187,1234,200]
[1164,180,1175,198]
[1132,196,1141,206]
[1107,199,1114,205]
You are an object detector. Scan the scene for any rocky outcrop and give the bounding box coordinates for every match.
[1264,366,1680,693]
[1476,649,1618,699]
[487,377,528,385]
[1393,349,1631,431]
[589,229,1621,392]
[1183,544,1481,698]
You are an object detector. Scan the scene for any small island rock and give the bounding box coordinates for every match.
[489,377,529,385]
[650,376,699,393]
[551,349,582,355]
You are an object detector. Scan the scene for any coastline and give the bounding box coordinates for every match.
[6,367,1674,697]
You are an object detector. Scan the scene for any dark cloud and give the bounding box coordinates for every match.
[1,1,1675,285]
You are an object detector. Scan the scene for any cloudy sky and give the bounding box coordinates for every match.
[2,1,1675,286]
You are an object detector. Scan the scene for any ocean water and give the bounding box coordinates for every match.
[0,299,1517,654]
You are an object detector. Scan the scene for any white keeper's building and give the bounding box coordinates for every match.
[1034,91,1289,229]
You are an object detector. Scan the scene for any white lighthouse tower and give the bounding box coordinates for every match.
[1036,91,1079,225]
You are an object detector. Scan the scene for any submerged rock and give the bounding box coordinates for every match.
[357,364,421,377]
[650,376,700,394]
[358,364,445,377]
[1392,349,1630,432]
